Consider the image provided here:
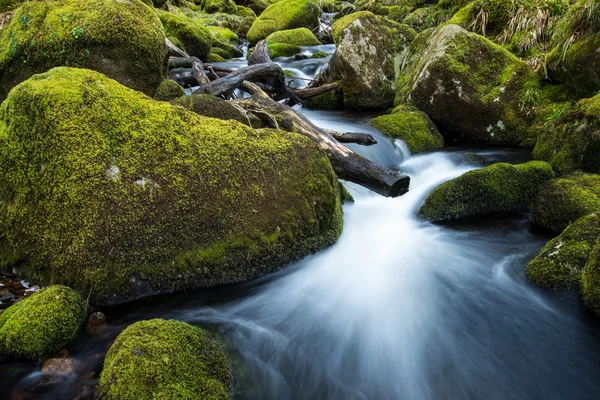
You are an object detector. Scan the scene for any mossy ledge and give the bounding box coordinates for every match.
[96,319,231,399]
[0,67,343,305]
[0,285,86,360]
[418,161,554,222]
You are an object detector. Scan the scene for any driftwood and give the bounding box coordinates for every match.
[248,40,272,66]
[233,81,410,197]
[325,129,377,146]
[191,57,210,86]
[273,82,338,102]
[166,38,188,58]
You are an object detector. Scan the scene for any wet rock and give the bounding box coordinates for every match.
[41,357,83,376]
[87,312,107,335]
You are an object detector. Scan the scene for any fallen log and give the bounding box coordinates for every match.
[166,38,188,58]
[273,82,339,101]
[191,57,210,86]
[233,81,410,197]
[324,129,377,146]
[248,40,271,66]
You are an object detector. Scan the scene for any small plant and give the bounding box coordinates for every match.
[20,13,28,25]
[72,26,84,39]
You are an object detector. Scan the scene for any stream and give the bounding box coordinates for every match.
[2,45,600,400]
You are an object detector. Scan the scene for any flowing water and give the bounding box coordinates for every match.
[3,46,600,400]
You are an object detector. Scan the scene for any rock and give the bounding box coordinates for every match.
[395,24,538,145]
[0,286,86,360]
[451,152,496,167]
[531,172,600,233]
[303,82,344,110]
[265,27,321,46]
[237,0,270,15]
[170,94,254,125]
[208,26,243,59]
[154,80,186,102]
[96,319,230,399]
[527,212,600,291]
[418,161,554,222]
[205,52,227,62]
[41,357,84,376]
[582,242,600,315]
[330,11,416,110]
[533,93,600,174]
[268,43,302,58]
[0,0,167,101]
[157,10,213,59]
[198,0,238,14]
[371,105,444,154]
[246,0,320,45]
[0,67,343,305]
[87,311,107,335]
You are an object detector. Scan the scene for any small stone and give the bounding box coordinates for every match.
[87,312,107,335]
[41,357,83,376]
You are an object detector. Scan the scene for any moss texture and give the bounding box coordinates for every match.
[527,212,600,290]
[330,11,416,110]
[395,24,539,145]
[154,80,185,102]
[268,42,302,58]
[0,0,167,101]
[0,285,85,360]
[371,105,444,154]
[533,92,600,174]
[246,0,320,44]
[0,67,343,305]
[96,319,231,400]
[582,242,600,316]
[171,94,252,125]
[418,161,554,221]
[265,27,321,45]
[303,83,344,110]
[198,0,238,14]
[531,172,600,233]
[157,10,212,58]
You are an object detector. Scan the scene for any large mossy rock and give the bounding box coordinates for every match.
[246,0,320,45]
[96,319,230,399]
[395,24,538,145]
[531,172,600,233]
[154,80,185,102]
[0,67,343,305]
[0,0,167,102]
[582,242,600,316]
[527,212,600,291]
[330,11,416,110]
[418,161,554,222]
[0,286,85,360]
[533,92,600,174]
[265,27,321,46]
[171,93,252,125]
[371,105,444,154]
[157,10,213,58]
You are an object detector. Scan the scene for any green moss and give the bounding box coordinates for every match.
[531,172,600,233]
[96,319,230,400]
[265,27,321,46]
[444,1,475,26]
[157,10,212,58]
[246,0,320,44]
[331,11,373,42]
[205,52,225,62]
[339,182,354,203]
[371,105,444,154]
[0,286,85,360]
[171,94,252,125]
[198,0,238,14]
[582,242,600,316]
[311,51,327,58]
[0,0,22,12]
[0,67,343,305]
[527,212,600,290]
[418,161,555,221]
[154,80,185,102]
[0,0,167,101]
[402,5,454,32]
[207,26,239,45]
[236,5,258,17]
[267,42,301,57]
[303,82,344,110]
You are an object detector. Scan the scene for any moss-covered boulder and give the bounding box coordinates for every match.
[582,242,600,316]
[268,42,302,58]
[0,286,85,360]
[531,172,600,233]
[158,10,212,58]
[533,93,600,174]
[527,212,600,291]
[171,94,252,125]
[330,12,416,110]
[198,0,238,14]
[96,319,230,399]
[395,24,538,145]
[0,0,167,101]
[371,105,444,154]
[207,26,243,58]
[265,27,321,46]
[246,0,320,44]
[0,67,343,305]
[154,80,185,102]
[418,161,554,221]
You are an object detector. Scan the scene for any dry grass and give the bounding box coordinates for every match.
[553,0,599,60]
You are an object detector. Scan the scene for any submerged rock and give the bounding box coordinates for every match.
[0,0,167,101]
[395,24,538,145]
[418,161,554,222]
[371,105,444,154]
[96,319,230,399]
[531,172,600,233]
[527,212,600,291]
[0,286,85,360]
[330,11,415,110]
[0,67,343,305]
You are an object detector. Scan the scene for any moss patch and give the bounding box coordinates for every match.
[246,0,320,44]
[266,27,320,45]
[157,10,212,58]
[418,161,554,221]
[582,242,600,316]
[96,319,230,399]
[0,285,85,360]
[154,80,185,102]
[268,42,302,58]
[171,94,251,125]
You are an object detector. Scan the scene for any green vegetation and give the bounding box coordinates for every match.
[418,161,554,221]
[154,80,185,102]
[157,10,213,58]
[96,319,231,399]
[531,172,600,233]
[582,242,600,316]
[246,0,320,44]
[268,42,302,57]
[371,105,444,154]
[266,27,321,45]
[0,286,85,360]
[171,94,252,125]
[0,0,166,101]
[0,67,343,305]
[303,82,344,110]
